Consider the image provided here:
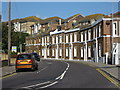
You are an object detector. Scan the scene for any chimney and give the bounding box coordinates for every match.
[59,19,61,26]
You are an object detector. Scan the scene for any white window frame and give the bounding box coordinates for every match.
[52,48,55,56]
[81,32,83,42]
[88,46,91,57]
[60,48,62,56]
[39,50,41,56]
[45,36,46,45]
[74,32,77,42]
[35,25,38,33]
[99,43,101,57]
[47,48,49,56]
[39,38,41,43]
[42,48,44,56]
[70,33,72,43]
[42,37,44,46]
[88,29,91,40]
[56,35,58,44]
[81,47,83,57]
[99,24,101,37]
[47,36,49,42]
[66,47,69,57]
[66,34,69,43]
[59,35,62,43]
[74,46,77,57]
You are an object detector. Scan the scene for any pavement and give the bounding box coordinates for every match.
[1,58,16,77]
[1,58,120,81]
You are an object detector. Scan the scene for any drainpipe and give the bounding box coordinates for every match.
[96,27,98,63]
[96,38,98,62]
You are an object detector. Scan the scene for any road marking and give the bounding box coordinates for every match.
[0,73,17,79]
[55,76,61,80]
[96,68,120,88]
[39,81,58,89]
[55,62,70,80]
[22,62,70,89]
[37,67,48,73]
[22,81,51,88]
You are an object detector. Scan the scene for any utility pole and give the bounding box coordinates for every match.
[8,0,11,66]
[19,24,22,54]
[111,1,114,64]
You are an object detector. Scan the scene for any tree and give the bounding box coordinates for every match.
[2,22,29,53]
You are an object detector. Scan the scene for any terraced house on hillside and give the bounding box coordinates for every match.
[25,12,120,65]
[13,16,42,34]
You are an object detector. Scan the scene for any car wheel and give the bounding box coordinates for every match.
[36,65,38,70]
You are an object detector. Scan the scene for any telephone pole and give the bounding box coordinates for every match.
[8,0,11,66]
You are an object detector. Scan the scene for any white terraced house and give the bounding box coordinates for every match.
[25,12,120,65]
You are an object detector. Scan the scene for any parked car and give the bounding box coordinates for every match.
[30,52,40,61]
[16,53,38,72]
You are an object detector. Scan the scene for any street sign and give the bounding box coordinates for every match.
[12,46,17,52]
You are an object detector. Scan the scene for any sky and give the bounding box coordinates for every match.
[2,2,119,21]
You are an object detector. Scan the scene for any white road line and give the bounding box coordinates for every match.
[37,67,48,73]
[60,62,69,80]
[22,81,50,88]
[55,62,70,80]
[39,62,69,89]
[55,76,61,80]
[39,81,58,89]
[22,61,70,89]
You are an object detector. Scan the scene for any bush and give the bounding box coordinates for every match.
[11,51,17,58]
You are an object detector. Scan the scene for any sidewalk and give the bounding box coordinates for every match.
[1,65,16,77]
[1,58,16,77]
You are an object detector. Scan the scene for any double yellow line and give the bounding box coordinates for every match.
[96,68,120,88]
[0,72,17,79]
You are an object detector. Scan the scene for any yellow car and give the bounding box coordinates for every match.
[16,53,39,72]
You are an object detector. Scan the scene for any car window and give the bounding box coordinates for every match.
[17,54,31,60]
[31,54,35,59]
[33,53,38,55]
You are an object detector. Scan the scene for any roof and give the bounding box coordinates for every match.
[12,16,42,23]
[40,16,64,24]
[65,14,84,21]
[79,14,104,23]
[104,11,120,18]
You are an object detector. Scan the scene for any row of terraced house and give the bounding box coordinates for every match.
[24,12,120,65]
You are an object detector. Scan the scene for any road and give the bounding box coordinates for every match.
[2,60,118,89]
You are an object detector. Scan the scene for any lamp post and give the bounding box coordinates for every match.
[8,0,11,66]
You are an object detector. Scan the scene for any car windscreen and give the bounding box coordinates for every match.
[17,54,31,60]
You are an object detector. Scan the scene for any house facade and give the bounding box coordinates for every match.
[13,21,37,34]
[25,12,120,65]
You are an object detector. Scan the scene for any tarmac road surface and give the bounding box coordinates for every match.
[2,60,118,89]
